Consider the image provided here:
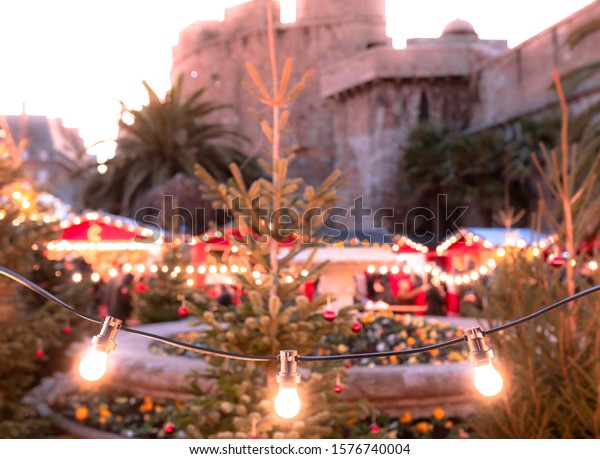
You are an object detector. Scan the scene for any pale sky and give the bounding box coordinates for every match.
[0,0,595,162]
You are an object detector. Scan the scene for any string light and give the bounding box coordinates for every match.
[78,316,122,382]
[1,266,600,420]
[465,328,503,396]
[274,350,302,419]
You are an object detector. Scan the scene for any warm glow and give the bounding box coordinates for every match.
[78,349,108,381]
[274,386,302,419]
[473,362,504,397]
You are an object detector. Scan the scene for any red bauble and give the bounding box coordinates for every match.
[135,282,149,293]
[35,350,44,359]
[323,309,337,321]
[333,384,344,393]
[345,361,352,369]
[120,287,129,295]
[548,255,565,267]
[164,423,175,433]
[369,424,380,434]
[63,327,71,334]
[177,306,189,317]
[351,321,363,332]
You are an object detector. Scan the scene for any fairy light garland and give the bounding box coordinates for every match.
[3,264,600,420]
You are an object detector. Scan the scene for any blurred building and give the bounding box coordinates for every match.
[3,114,89,207]
[171,0,600,221]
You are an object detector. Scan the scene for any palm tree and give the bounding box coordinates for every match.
[80,74,264,234]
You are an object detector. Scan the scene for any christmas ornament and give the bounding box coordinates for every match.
[369,424,380,434]
[248,418,258,439]
[351,321,362,332]
[164,423,175,434]
[35,338,44,358]
[333,373,344,393]
[177,295,188,317]
[323,309,336,321]
[369,413,380,433]
[548,253,565,267]
[323,295,336,321]
[63,326,71,334]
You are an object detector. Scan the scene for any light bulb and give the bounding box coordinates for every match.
[473,362,504,397]
[78,316,122,382]
[274,386,302,419]
[78,349,108,381]
[465,327,504,397]
[275,350,302,419]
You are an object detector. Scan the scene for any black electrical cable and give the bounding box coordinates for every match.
[2,266,599,363]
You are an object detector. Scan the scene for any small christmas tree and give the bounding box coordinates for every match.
[0,118,93,438]
[176,4,374,438]
[470,70,600,438]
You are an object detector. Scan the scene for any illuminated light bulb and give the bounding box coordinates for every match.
[589,260,598,271]
[231,265,239,273]
[186,265,195,274]
[390,265,400,274]
[367,265,375,274]
[274,350,302,419]
[496,247,506,257]
[72,272,82,283]
[285,275,294,283]
[379,266,388,275]
[78,316,122,382]
[403,265,411,274]
[91,272,101,283]
[219,265,228,274]
[78,349,108,382]
[473,363,504,397]
[150,264,158,273]
[108,268,118,278]
[300,269,309,277]
[252,270,261,279]
[198,265,207,274]
[209,265,217,274]
[465,327,504,397]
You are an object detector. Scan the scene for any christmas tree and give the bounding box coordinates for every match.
[176,4,375,438]
[470,70,600,438]
[0,118,94,438]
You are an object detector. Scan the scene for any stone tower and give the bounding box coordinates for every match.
[171,0,390,199]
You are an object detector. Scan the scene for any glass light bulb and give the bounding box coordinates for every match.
[78,349,108,381]
[274,386,301,419]
[473,362,504,396]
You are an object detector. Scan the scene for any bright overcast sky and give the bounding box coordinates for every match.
[0,0,595,160]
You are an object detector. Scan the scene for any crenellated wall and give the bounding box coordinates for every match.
[170,0,600,226]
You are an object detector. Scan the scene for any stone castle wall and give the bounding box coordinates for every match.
[170,0,600,224]
[472,0,600,130]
